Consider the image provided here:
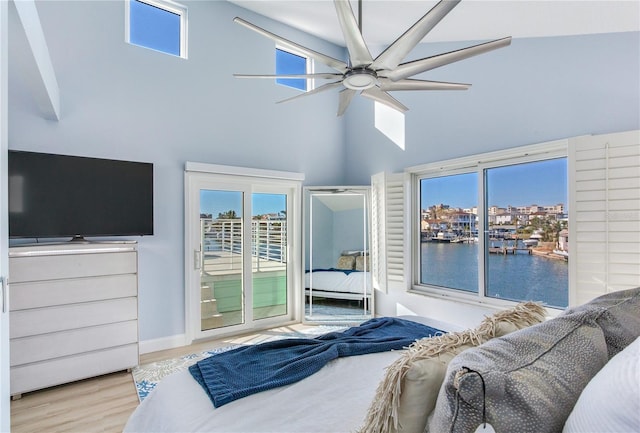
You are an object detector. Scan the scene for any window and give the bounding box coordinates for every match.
[420,172,478,292]
[126,0,187,58]
[375,102,405,150]
[276,48,307,91]
[413,142,569,309]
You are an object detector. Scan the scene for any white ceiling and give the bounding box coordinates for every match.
[313,192,367,212]
[229,0,640,46]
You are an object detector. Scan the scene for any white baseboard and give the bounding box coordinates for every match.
[139,333,187,355]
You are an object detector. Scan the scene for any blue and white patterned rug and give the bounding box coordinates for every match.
[132,344,240,401]
[132,326,347,402]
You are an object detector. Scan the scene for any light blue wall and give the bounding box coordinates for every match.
[306,201,367,270]
[343,32,640,184]
[332,208,366,260]
[308,198,334,269]
[7,1,346,341]
[7,1,640,342]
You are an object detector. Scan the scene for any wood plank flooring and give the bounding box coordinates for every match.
[10,323,317,433]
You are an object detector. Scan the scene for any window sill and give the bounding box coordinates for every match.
[407,286,564,318]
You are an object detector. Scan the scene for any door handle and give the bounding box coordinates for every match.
[1,277,6,314]
[194,250,202,270]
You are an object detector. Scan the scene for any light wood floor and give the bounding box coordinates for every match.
[10,323,318,433]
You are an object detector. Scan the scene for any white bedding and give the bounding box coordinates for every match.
[125,351,401,433]
[305,270,371,295]
[124,316,460,433]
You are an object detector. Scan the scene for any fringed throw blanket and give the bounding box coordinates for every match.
[189,317,444,407]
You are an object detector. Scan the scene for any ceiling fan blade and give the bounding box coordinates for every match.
[360,87,408,113]
[234,17,348,73]
[337,89,357,116]
[234,73,342,80]
[378,78,470,91]
[276,81,344,105]
[371,0,460,71]
[334,0,373,68]
[387,36,512,81]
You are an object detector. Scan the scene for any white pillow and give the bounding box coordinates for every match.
[563,336,640,432]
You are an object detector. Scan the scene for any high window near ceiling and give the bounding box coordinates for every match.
[126,0,187,58]
[412,142,569,309]
[276,48,308,91]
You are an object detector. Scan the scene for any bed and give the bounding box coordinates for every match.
[305,253,372,303]
[124,291,640,433]
[123,316,460,433]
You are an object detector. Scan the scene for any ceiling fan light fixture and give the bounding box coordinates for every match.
[343,69,378,90]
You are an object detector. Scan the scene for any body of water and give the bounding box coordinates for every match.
[421,242,568,308]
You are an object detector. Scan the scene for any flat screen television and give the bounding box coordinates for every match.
[8,150,154,240]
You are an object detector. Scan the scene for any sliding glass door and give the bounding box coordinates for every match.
[185,167,301,341]
[199,189,245,331]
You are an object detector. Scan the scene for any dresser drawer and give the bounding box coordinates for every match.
[10,320,138,366]
[9,297,138,339]
[10,344,139,396]
[10,274,137,310]
[9,251,137,283]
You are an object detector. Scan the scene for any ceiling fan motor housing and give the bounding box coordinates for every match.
[343,68,378,90]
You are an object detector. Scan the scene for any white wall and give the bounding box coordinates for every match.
[7,0,346,342]
[343,32,640,184]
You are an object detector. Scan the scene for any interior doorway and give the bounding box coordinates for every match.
[304,187,373,324]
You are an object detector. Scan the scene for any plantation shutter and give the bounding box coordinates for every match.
[370,173,387,292]
[569,130,640,305]
[371,172,407,292]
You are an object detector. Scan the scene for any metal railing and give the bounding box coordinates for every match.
[201,218,287,270]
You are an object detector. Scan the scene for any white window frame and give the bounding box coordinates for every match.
[275,45,313,91]
[407,139,569,309]
[125,0,188,59]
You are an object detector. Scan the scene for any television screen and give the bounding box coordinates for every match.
[8,150,154,239]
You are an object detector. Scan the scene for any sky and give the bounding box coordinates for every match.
[421,158,567,209]
[200,191,286,218]
[129,0,181,56]
[201,159,567,218]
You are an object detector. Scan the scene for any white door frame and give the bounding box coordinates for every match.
[302,186,374,324]
[1,1,10,428]
[184,163,303,344]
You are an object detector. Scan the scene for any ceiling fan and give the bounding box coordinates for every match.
[233,0,512,116]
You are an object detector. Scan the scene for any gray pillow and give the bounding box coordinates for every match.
[561,287,640,358]
[428,310,609,433]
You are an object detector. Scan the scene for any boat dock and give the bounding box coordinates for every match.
[488,246,532,255]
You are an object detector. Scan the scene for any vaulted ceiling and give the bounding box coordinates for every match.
[229,1,640,46]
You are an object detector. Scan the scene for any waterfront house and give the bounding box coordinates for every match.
[558,229,569,253]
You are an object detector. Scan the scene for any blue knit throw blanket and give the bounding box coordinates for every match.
[189,317,444,407]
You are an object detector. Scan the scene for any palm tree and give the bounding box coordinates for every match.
[542,220,563,242]
[217,210,238,219]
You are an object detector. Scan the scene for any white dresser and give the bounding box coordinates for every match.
[8,242,139,398]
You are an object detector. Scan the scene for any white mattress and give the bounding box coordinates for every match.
[305,270,371,295]
[124,316,456,433]
[125,351,401,432]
